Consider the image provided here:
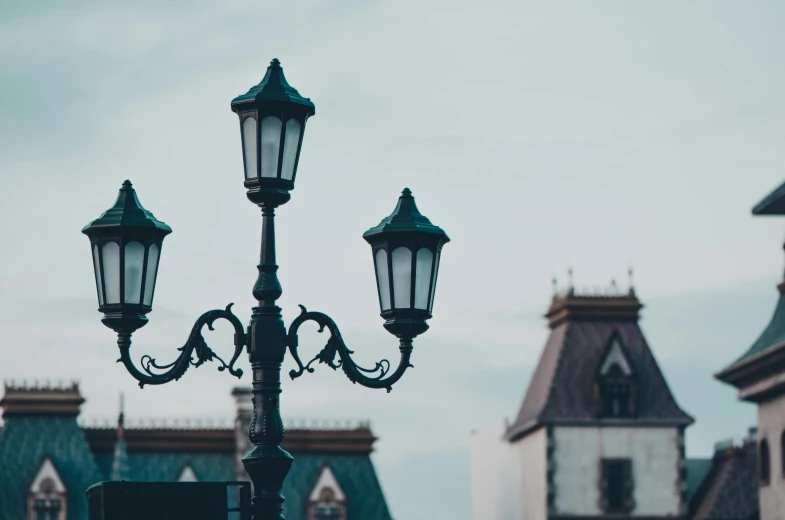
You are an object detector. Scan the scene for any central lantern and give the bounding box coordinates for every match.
[231,58,316,207]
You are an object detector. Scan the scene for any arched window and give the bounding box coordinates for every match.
[781,431,785,478]
[27,458,66,520]
[760,438,770,485]
[599,364,633,417]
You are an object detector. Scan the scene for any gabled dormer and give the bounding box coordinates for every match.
[594,332,637,419]
[507,288,692,441]
[28,457,66,520]
[177,463,199,482]
[308,465,346,520]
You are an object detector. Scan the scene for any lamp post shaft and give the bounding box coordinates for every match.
[243,204,292,520]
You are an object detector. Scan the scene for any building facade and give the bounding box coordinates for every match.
[0,383,392,520]
[471,287,759,520]
[715,180,785,520]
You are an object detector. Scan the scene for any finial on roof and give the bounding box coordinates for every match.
[610,278,618,295]
[552,277,558,297]
[117,392,125,441]
[567,268,575,295]
[628,268,635,295]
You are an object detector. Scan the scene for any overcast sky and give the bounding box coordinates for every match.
[2,1,785,518]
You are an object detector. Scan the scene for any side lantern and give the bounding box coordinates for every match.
[82,180,172,333]
[363,188,449,339]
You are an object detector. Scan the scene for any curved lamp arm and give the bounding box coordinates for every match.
[116,304,246,388]
[286,305,414,393]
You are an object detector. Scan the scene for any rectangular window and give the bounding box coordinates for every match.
[33,498,61,520]
[315,506,342,520]
[601,459,633,513]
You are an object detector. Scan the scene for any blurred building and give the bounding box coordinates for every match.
[471,287,759,520]
[715,180,785,520]
[0,383,392,520]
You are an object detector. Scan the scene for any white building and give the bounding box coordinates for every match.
[472,288,695,520]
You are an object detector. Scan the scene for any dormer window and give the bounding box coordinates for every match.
[308,466,346,520]
[595,334,636,418]
[177,464,199,482]
[28,458,66,520]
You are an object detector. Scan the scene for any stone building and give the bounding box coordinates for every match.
[471,287,759,520]
[0,382,392,520]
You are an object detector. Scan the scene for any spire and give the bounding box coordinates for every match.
[117,392,125,441]
[110,392,130,481]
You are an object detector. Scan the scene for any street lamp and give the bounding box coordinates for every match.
[82,58,449,520]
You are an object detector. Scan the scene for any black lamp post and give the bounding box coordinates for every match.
[82,58,449,520]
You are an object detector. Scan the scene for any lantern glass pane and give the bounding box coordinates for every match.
[124,241,145,304]
[102,241,121,304]
[260,116,282,178]
[280,119,302,181]
[391,247,412,308]
[375,249,391,311]
[429,249,441,313]
[92,244,104,305]
[242,117,258,179]
[143,244,160,307]
[414,248,434,310]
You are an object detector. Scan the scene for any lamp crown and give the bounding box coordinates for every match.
[81,181,172,237]
[363,188,450,244]
[231,58,315,115]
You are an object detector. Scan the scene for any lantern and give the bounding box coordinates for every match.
[82,180,172,333]
[363,188,449,339]
[231,58,316,207]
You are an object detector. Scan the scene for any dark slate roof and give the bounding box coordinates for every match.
[752,179,785,215]
[0,416,103,520]
[690,444,759,520]
[282,453,393,520]
[508,292,693,440]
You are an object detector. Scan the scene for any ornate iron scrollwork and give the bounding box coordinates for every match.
[117,304,246,388]
[286,305,414,392]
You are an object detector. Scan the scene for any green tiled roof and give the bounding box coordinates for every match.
[685,457,713,502]
[95,452,235,482]
[1,416,391,520]
[282,453,392,520]
[731,292,785,365]
[0,416,103,520]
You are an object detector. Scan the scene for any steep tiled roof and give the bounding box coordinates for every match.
[508,291,693,440]
[690,442,759,520]
[282,453,393,520]
[0,416,102,520]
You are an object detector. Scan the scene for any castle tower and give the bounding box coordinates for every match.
[471,286,693,519]
[716,180,785,519]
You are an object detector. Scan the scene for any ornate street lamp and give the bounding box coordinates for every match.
[82,58,449,520]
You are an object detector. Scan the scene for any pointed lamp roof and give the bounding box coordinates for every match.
[363,188,450,245]
[81,180,172,238]
[231,58,315,115]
